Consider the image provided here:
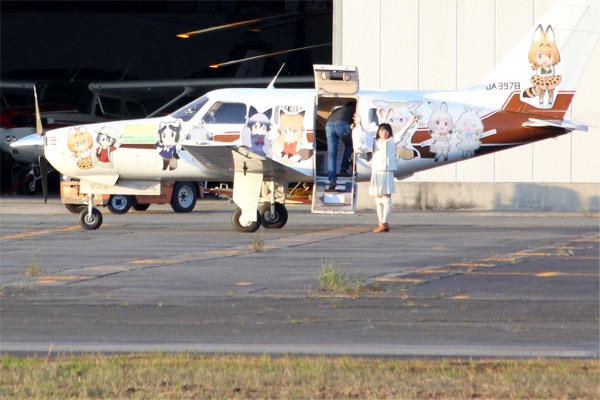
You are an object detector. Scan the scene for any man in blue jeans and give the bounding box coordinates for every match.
[325,101,356,191]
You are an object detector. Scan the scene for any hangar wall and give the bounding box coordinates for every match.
[333,0,599,211]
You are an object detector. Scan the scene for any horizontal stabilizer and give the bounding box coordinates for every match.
[523,118,588,132]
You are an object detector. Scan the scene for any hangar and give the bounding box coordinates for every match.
[334,0,599,212]
[1,0,598,211]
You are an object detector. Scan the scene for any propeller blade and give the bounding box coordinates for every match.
[33,85,43,136]
[38,156,50,203]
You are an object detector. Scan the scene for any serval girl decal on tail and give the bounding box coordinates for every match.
[522,25,562,108]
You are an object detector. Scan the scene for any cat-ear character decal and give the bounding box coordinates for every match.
[522,25,562,108]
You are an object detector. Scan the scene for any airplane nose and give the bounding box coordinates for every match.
[10,133,44,160]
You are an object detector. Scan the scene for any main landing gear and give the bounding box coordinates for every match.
[230,202,289,232]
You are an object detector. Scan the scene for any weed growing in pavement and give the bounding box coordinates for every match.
[317,259,379,294]
[252,229,265,252]
[24,248,44,278]
[555,245,575,256]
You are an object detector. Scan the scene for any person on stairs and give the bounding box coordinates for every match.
[325,101,356,191]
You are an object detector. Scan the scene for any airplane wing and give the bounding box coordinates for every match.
[182,142,311,182]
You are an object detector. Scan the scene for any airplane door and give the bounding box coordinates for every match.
[311,65,360,214]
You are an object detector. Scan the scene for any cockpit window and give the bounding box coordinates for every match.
[202,102,247,124]
[170,96,209,122]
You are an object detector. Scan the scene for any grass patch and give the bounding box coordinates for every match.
[0,354,597,399]
[24,249,44,278]
[317,260,379,295]
[554,244,575,256]
[317,259,349,292]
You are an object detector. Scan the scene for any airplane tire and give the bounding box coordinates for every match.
[171,181,197,213]
[107,195,133,214]
[259,202,288,229]
[21,177,37,196]
[65,204,86,214]
[79,208,103,230]
[231,207,261,233]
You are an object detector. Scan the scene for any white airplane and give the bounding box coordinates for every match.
[12,0,599,232]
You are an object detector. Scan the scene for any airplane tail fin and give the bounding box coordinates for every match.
[463,0,600,119]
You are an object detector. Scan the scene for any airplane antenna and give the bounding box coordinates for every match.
[120,62,133,81]
[71,64,84,81]
[267,63,285,89]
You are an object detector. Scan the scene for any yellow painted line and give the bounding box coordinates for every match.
[205,250,244,255]
[467,271,598,277]
[375,277,423,283]
[509,252,553,257]
[235,282,253,286]
[413,269,598,278]
[571,237,599,242]
[417,269,452,274]
[451,295,471,299]
[482,257,518,263]
[536,272,563,277]
[0,226,81,240]
[86,266,131,271]
[35,275,89,284]
[447,263,493,267]
[128,259,179,265]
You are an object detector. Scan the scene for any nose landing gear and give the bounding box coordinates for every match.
[78,196,103,230]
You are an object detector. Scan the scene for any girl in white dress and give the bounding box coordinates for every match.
[353,112,419,232]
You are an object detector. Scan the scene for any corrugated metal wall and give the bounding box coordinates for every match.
[335,0,599,185]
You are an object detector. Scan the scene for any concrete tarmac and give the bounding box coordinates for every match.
[1,195,598,357]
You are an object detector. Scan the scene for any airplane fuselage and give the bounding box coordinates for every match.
[43,87,566,186]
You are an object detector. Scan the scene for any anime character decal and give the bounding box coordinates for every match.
[455,105,484,159]
[408,102,497,162]
[425,102,454,162]
[372,100,422,161]
[364,100,498,163]
[156,120,183,171]
[522,24,562,108]
[241,106,273,157]
[94,126,121,168]
[271,107,312,164]
[186,123,212,143]
[67,127,95,169]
